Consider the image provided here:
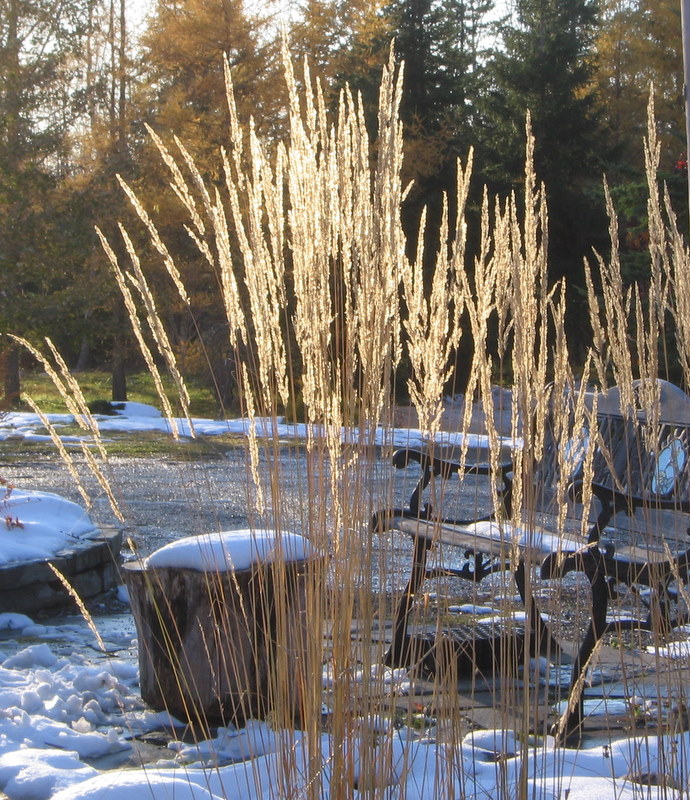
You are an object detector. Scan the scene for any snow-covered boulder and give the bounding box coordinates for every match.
[0,489,97,566]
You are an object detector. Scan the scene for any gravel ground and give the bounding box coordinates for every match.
[0,437,430,560]
[0,444,327,555]
[0,436,499,616]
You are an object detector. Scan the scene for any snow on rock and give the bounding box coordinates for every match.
[647,627,690,659]
[169,719,283,766]
[0,488,97,566]
[3,645,58,670]
[0,614,35,632]
[144,529,316,572]
[52,770,225,800]
[0,634,149,800]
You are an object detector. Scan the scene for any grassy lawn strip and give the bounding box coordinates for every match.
[0,429,240,460]
[18,371,221,418]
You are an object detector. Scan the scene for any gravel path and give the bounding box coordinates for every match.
[0,440,419,556]
[1,445,312,555]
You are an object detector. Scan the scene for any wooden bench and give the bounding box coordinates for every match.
[373,379,690,743]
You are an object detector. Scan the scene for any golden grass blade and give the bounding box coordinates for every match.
[96,226,182,440]
[47,563,106,652]
[21,395,92,509]
[9,335,87,428]
[118,224,194,433]
[144,123,207,240]
[116,175,192,308]
[79,442,125,523]
[42,337,110,461]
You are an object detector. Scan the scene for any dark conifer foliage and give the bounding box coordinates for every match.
[480,0,610,286]
[380,0,493,262]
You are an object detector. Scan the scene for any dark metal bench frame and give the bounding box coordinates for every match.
[372,379,690,744]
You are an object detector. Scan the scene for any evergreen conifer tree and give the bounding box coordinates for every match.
[482,0,609,284]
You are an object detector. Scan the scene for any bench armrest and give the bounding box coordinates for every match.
[589,480,690,515]
[391,446,500,478]
[373,446,514,531]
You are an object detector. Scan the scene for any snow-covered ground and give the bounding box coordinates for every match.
[0,404,688,799]
[0,613,689,800]
[0,400,510,451]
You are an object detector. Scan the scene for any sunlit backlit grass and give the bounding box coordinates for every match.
[15,42,690,800]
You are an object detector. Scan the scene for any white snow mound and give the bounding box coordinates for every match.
[0,489,97,566]
[144,529,315,572]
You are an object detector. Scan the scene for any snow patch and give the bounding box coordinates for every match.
[144,529,315,572]
[0,490,97,566]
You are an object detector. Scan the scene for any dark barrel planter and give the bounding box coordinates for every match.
[123,551,319,732]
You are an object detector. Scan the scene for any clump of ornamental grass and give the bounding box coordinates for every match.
[15,39,690,800]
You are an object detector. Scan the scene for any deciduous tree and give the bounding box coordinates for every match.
[0,0,88,405]
[141,0,281,160]
[595,0,683,173]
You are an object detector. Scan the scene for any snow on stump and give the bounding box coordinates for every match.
[123,529,319,731]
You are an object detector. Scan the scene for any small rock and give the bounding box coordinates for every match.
[626,772,681,790]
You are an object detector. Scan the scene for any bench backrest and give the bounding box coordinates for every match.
[536,379,690,548]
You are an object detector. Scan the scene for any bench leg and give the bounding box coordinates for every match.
[552,559,609,745]
[384,535,430,668]
[514,559,561,659]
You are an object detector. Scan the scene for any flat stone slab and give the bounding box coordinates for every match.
[0,526,123,613]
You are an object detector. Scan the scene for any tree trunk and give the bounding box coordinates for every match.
[74,339,91,372]
[0,346,21,408]
[111,290,128,401]
[111,336,127,401]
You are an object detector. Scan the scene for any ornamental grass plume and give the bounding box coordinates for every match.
[14,39,690,800]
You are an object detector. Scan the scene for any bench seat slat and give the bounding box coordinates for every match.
[394,518,587,562]
[396,515,690,571]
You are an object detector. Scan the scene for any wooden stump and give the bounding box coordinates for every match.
[123,558,317,731]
